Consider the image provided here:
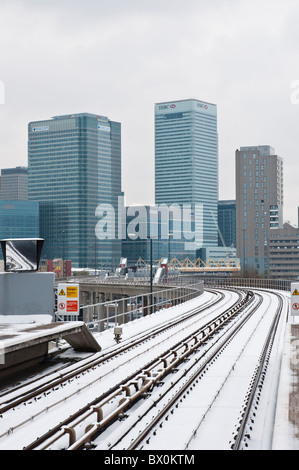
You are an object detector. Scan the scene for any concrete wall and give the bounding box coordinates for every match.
[0,272,55,316]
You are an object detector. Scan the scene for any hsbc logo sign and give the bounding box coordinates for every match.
[158,104,177,110]
[158,102,209,111]
[197,103,208,109]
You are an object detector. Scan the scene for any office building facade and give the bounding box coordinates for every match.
[28,113,122,269]
[268,222,299,279]
[0,167,28,200]
[0,200,39,251]
[236,145,283,276]
[155,99,218,257]
[218,200,236,249]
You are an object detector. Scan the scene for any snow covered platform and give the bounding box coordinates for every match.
[272,322,299,449]
[0,316,101,379]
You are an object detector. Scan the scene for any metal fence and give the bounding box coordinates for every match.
[204,277,292,292]
[54,276,292,329]
[55,281,204,331]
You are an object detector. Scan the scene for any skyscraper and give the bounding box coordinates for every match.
[28,113,122,269]
[235,145,283,275]
[155,99,218,256]
[0,167,28,200]
[218,200,236,248]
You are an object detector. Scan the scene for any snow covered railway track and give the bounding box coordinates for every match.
[26,290,254,450]
[0,289,222,415]
[0,289,238,450]
[230,290,285,450]
[113,289,286,451]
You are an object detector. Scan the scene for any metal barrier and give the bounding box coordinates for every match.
[86,283,203,332]
[204,277,292,292]
[55,281,203,331]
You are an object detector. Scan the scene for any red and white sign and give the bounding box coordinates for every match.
[291,283,299,316]
[58,283,80,315]
[67,300,79,313]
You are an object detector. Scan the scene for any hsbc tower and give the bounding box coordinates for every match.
[154,99,218,255]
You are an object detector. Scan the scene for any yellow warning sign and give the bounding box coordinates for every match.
[59,289,66,296]
[293,289,299,296]
[67,286,78,298]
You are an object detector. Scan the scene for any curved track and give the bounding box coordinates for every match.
[0,287,288,451]
[109,289,287,451]
[0,289,235,450]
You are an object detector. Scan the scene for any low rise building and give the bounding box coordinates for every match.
[269,222,299,279]
[39,259,72,278]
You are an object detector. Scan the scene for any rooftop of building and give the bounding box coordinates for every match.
[155,98,216,106]
[239,145,276,156]
[1,167,28,175]
[218,200,236,206]
[52,113,109,121]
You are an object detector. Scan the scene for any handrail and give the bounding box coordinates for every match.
[55,281,204,330]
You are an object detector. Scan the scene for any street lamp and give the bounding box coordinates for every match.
[147,236,153,314]
[168,233,173,283]
[94,235,97,276]
[128,233,154,315]
[242,229,246,275]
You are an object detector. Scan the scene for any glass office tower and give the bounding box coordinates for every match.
[155,99,218,256]
[0,201,39,247]
[28,113,122,269]
[218,200,236,248]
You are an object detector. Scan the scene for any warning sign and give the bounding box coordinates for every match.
[67,300,79,312]
[57,283,79,315]
[66,286,78,298]
[291,283,299,316]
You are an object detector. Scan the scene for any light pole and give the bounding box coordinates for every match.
[147,236,153,314]
[94,236,97,276]
[242,229,246,275]
[129,233,154,314]
[168,233,173,283]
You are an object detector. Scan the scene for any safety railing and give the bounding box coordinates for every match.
[55,281,204,331]
[204,277,291,292]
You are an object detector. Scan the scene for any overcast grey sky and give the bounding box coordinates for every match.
[0,0,299,223]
